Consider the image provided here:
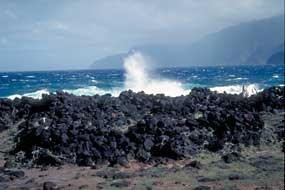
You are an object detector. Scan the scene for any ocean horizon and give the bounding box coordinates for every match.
[0,55,284,99]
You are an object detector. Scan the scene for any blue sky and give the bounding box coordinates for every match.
[0,0,284,71]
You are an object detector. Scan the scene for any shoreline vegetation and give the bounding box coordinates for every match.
[0,86,284,189]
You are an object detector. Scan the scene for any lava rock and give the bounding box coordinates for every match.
[33,148,62,166]
[228,173,245,180]
[0,87,282,166]
[193,185,211,190]
[43,181,57,190]
[117,157,129,167]
[136,149,151,162]
[144,138,154,151]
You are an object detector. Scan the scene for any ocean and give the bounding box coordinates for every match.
[0,53,284,99]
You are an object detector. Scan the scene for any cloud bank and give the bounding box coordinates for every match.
[0,0,284,71]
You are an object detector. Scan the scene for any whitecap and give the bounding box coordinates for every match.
[19,79,30,82]
[272,74,279,79]
[162,69,171,73]
[26,75,35,78]
[226,77,248,81]
[2,75,8,78]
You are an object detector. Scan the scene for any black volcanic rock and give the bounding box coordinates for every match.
[43,181,57,190]
[0,86,284,166]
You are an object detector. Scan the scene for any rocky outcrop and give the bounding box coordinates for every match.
[0,86,284,166]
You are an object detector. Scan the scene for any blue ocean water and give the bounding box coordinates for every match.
[0,64,284,98]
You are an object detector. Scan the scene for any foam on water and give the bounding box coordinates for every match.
[226,77,248,81]
[8,89,50,100]
[6,83,262,100]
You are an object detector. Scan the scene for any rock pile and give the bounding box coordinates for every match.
[0,99,16,132]
[0,86,284,166]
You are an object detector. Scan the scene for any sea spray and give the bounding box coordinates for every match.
[123,52,190,96]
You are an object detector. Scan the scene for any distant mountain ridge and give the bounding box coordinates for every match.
[267,51,285,65]
[91,15,284,69]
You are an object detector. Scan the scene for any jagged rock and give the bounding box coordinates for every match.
[136,149,151,162]
[193,185,211,190]
[33,148,62,166]
[0,87,283,166]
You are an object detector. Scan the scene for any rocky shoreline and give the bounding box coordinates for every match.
[0,86,284,166]
[0,87,284,189]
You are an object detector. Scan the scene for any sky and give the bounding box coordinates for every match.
[0,0,284,71]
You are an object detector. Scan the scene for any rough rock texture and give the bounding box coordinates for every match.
[0,86,284,166]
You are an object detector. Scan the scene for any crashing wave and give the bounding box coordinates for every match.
[6,84,262,100]
[210,84,261,97]
[123,52,190,96]
[8,89,50,100]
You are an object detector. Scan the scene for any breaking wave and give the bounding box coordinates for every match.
[62,53,190,97]
[210,84,262,96]
[7,84,262,100]
[8,89,50,100]
[63,86,120,97]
